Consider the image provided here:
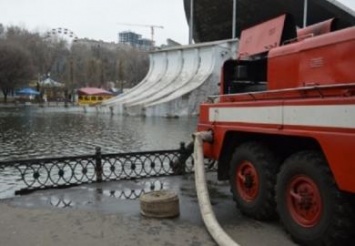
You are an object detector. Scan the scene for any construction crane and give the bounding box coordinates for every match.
[117,23,164,47]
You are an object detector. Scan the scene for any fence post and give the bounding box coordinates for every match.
[180,142,186,152]
[95,147,103,182]
[177,142,187,175]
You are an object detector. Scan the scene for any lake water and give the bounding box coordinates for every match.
[0,106,198,198]
[0,106,198,161]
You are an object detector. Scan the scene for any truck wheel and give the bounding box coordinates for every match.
[276,151,355,246]
[229,142,279,220]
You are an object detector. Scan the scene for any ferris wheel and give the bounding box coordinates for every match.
[46,27,78,44]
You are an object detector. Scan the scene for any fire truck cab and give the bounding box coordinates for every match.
[198,14,355,245]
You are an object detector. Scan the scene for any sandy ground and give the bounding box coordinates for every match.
[0,175,297,246]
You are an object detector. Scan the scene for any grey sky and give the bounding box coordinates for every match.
[0,0,188,45]
[0,0,354,46]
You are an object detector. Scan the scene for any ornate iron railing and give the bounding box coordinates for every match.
[0,143,216,195]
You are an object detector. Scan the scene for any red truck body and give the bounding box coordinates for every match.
[197,14,355,245]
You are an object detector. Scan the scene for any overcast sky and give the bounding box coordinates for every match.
[0,0,354,46]
[0,0,188,45]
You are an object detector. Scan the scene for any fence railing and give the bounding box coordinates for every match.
[0,143,215,195]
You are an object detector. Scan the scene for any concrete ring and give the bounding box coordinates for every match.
[140,190,180,218]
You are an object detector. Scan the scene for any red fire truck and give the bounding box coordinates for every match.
[197,14,355,245]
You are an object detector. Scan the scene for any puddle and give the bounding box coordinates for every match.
[97,179,169,200]
[41,179,171,210]
[49,196,76,208]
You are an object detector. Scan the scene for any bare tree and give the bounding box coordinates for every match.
[0,41,34,102]
[0,24,4,38]
[121,48,149,87]
[1,23,150,98]
[4,26,68,82]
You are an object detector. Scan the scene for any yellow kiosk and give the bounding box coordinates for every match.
[77,87,113,105]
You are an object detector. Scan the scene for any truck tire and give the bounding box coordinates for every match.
[229,142,279,220]
[276,151,355,246]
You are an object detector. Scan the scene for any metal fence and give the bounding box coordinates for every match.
[0,143,215,195]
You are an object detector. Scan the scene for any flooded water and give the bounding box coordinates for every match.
[0,106,198,198]
[0,106,198,161]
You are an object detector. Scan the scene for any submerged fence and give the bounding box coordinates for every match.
[0,143,215,195]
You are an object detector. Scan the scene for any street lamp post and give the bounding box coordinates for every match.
[189,0,194,44]
[303,0,308,27]
[69,56,74,104]
[232,0,237,38]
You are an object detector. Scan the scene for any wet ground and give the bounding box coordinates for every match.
[1,173,297,246]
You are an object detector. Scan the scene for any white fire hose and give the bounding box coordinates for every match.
[193,131,240,246]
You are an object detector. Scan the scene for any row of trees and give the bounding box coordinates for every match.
[0,23,149,102]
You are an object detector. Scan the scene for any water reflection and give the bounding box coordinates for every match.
[0,107,197,161]
[48,179,167,209]
[97,179,166,200]
[49,196,75,208]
